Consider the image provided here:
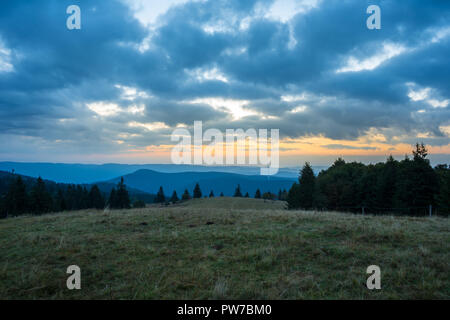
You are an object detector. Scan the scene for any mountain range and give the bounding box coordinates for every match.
[0,162,304,199]
[0,162,326,184]
[109,169,296,197]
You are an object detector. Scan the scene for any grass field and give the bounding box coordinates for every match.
[0,197,448,299]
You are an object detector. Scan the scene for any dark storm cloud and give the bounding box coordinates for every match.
[0,0,449,158]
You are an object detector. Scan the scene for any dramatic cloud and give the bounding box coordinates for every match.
[0,0,449,165]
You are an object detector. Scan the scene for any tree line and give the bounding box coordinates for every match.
[152,183,286,204]
[287,144,450,216]
[0,176,142,217]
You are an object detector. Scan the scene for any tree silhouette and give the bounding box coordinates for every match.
[254,189,261,199]
[115,177,131,209]
[155,186,166,203]
[182,189,191,201]
[233,184,243,197]
[287,183,301,209]
[89,185,105,209]
[435,164,450,215]
[297,162,316,209]
[108,188,117,208]
[29,177,52,215]
[54,187,67,212]
[209,190,214,198]
[193,183,202,198]
[5,176,28,216]
[170,190,179,203]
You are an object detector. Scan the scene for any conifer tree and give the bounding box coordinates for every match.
[233,184,243,197]
[54,187,67,212]
[89,185,105,209]
[155,186,166,203]
[193,183,202,198]
[108,188,117,209]
[170,190,179,203]
[29,177,52,215]
[435,164,450,215]
[115,177,131,209]
[395,144,438,215]
[254,189,261,199]
[209,190,214,198]
[297,162,316,209]
[182,189,191,201]
[287,183,301,209]
[5,176,28,216]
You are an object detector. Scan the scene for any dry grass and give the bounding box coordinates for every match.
[0,198,448,299]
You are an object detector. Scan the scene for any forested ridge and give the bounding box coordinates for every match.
[287,144,449,216]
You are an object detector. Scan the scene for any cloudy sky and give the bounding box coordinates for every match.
[0,0,449,166]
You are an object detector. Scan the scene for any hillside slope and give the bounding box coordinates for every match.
[0,199,448,299]
[175,196,287,210]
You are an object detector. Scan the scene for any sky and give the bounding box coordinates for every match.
[0,0,449,166]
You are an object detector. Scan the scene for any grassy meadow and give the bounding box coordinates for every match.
[0,197,448,299]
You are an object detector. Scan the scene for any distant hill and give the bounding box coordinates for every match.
[106,169,297,197]
[0,162,326,184]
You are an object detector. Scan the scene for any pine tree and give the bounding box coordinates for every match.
[29,177,52,215]
[254,189,261,199]
[170,191,179,203]
[74,185,83,210]
[297,162,316,209]
[65,185,76,210]
[244,192,249,198]
[155,186,166,203]
[82,186,89,209]
[435,164,450,216]
[287,183,301,209]
[54,187,67,212]
[375,155,398,209]
[193,183,202,199]
[233,184,243,197]
[89,185,105,209]
[115,177,131,209]
[182,189,191,201]
[395,144,438,215]
[209,190,214,198]
[5,176,28,216]
[108,188,117,209]
[413,142,428,160]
